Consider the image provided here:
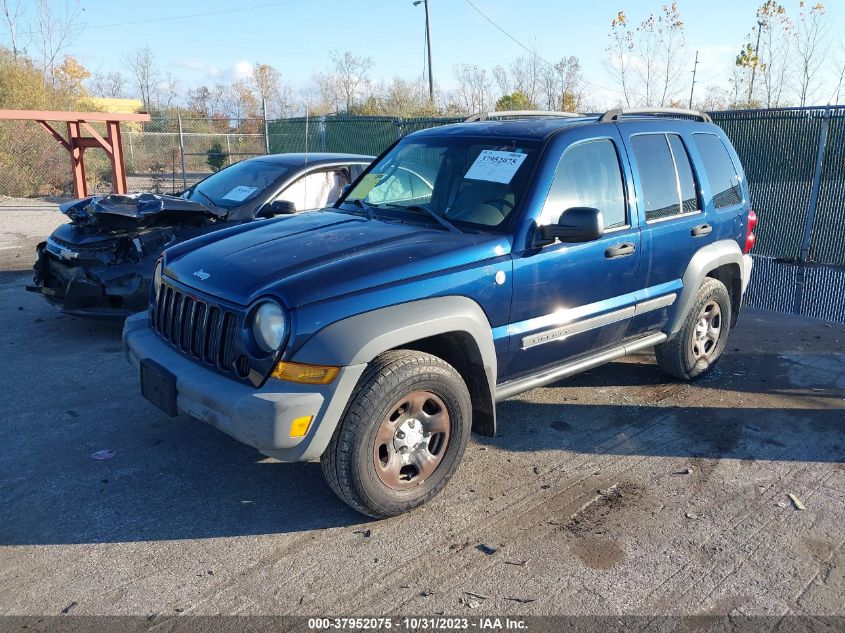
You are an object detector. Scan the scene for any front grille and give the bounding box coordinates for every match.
[153,282,239,372]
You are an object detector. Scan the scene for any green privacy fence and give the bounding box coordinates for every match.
[711,107,845,265]
[268,107,845,266]
[268,115,462,157]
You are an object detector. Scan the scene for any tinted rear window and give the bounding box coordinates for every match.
[693,134,742,209]
[668,135,698,214]
[631,134,680,221]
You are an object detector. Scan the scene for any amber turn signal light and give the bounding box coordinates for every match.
[271,361,339,384]
[289,415,313,438]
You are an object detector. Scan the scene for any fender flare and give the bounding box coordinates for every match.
[292,295,498,435]
[667,239,747,335]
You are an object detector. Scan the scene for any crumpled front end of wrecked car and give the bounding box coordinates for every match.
[29,193,225,316]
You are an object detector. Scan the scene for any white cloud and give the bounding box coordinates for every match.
[231,60,254,81]
[170,58,253,83]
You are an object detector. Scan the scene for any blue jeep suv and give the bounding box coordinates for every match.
[124,108,756,518]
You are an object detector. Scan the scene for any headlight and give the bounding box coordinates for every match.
[153,259,163,297]
[253,301,287,353]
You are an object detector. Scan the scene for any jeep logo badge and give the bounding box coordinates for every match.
[193,269,210,280]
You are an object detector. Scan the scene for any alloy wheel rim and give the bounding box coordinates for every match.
[690,300,722,363]
[373,390,451,490]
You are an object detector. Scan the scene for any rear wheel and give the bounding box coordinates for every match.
[321,350,471,518]
[655,277,732,381]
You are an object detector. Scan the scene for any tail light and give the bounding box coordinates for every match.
[744,209,757,253]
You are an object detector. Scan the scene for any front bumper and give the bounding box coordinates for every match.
[29,243,149,318]
[123,313,366,462]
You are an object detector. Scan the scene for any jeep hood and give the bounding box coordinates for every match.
[164,210,511,307]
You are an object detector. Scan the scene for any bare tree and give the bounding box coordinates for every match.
[508,52,543,107]
[320,50,374,113]
[453,64,492,113]
[831,42,845,104]
[186,85,212,117]
[0,0,23,59]
[793,1,832,106]
[159,72,180,111]
[492,64,510,96]
[655,2,686,106]
[88,70,127,98]
[381,77,431,116]
[251,62,294,118]
[123,46,160,110]
[606,11,635,106]
[755,1,793,108]
[32,0,82,83]
[606,5,686,107]
[696,84,730,111]
[252,62,278,111]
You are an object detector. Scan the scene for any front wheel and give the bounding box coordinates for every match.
[655,277,732,381]
[321,350,472,518]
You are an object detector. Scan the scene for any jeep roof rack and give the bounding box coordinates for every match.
[464,110,583,122]
[598,107,713,124]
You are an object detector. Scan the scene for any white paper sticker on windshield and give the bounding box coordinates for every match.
[222,185,258,201]
[464,150,528,184]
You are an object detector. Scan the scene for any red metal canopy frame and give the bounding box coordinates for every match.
[0,109,151,198]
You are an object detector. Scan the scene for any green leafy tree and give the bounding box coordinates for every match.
[205,142,227,172]
[495,90,534,111]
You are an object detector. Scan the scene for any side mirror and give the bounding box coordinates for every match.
[257,199,297,218]
[537,207,604,245]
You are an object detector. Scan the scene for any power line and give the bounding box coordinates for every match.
[462,0,540,60]
[461,0,615,93]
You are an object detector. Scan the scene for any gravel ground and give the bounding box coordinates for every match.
[0,207,842,620]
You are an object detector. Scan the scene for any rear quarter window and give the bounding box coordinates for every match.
[631,133,699,222]
[693,134,743,209]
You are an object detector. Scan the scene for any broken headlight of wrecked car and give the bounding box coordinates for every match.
[27,193,226,318]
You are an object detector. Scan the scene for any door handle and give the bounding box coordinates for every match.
[691,223,712,237]
[604,242,636,259]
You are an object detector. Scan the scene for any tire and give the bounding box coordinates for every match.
[655,277,732,381]
[321,350,472,518]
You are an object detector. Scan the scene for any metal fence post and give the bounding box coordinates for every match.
[262,97,271,155]
[395,118,404,139]
[226,134,232,165]
[800,106,831,262]
[177,114,187,189]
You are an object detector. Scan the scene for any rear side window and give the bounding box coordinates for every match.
[541,139,627,229]
[693,134,742,209]
[631,133,700,222]
[668,135,698,214]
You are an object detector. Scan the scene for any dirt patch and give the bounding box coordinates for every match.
[803,537,836,563]
[565,481,642,536]
[571,535,625,570]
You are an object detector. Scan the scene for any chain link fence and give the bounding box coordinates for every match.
[4,108,841,263]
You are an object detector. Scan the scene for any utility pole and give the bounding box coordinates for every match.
[414,0,434,107]
[688,50,699,109]
[748,20,763,105]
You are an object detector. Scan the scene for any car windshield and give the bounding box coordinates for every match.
[338,136,541,231]
[182,159,293,209]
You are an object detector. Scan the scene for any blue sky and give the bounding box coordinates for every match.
[45,0,845,104]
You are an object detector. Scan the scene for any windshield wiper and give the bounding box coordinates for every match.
[344,198,377,220]
[390,204,462,234]
[194,188,217,209]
